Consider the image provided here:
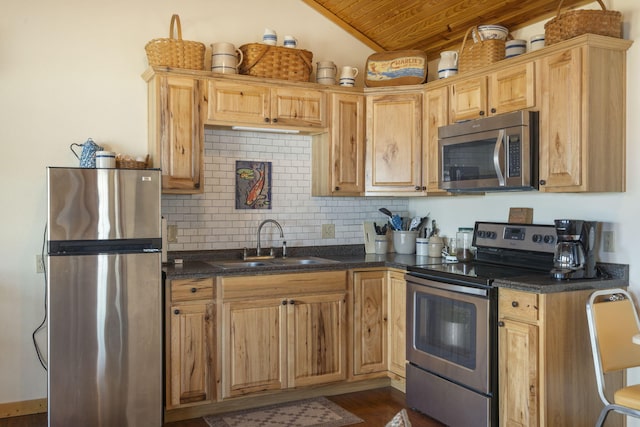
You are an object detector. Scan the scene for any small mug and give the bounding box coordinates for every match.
[283,35,297,48]
[95,151,116,168]
[340,66,358,79]
[530,34,545,51]
[262,28,277,45]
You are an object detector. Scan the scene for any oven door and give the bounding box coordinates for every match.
[406,274,494,394]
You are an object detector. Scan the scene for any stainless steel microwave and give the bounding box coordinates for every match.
[438,110,538,192]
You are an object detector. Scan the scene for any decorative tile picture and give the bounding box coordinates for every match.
[235,161,272,209]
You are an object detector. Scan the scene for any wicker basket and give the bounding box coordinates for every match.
[145,15,206,70]
[238,43,313,82]
[544,0,622,46]
[458,26,506,73]
[116,155,149,170]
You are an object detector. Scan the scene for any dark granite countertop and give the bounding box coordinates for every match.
[163,245,628,294]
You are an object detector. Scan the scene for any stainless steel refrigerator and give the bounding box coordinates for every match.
[46,167,162,427]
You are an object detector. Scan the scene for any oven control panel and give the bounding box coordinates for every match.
[474,222,556,253]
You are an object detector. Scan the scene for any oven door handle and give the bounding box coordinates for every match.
[406,274,489,298]
[493,129,506,186]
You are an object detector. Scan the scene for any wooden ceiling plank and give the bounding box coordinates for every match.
[301,0,385,51]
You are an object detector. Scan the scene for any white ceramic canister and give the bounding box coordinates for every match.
[530,34,545,51]
[393,230,418,254]
[316,61,338,85]
[95,151,116,168]
[374,235,388,254]
[427,236,444,257]
[416,237,429,256]
[437,50,458,79]
[505,39,527,58]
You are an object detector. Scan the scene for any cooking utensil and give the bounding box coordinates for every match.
[390,214,403,231]
[379,208,393,218]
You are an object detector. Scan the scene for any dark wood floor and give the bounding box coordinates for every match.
[0,387,444,427]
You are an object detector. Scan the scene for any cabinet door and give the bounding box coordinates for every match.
[538,47,583,191]
[387,271,406,378]
[424,86,449,193]
[489,62,535,115]
[157,76,205,193]
[207,80,270,125]
[312,92,365,196]
[222,298,286,398]
[167,302,215,408]
[366,92,423,193]
[499,319,539,427]
[271,87,326,128]
[449,76,488,122]
[353,271,387,375]
[287,292,347,387]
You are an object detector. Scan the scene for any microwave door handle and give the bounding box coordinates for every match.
[493,129,506,186]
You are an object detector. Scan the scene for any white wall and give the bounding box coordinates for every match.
[2,0,639,422]
[0,0,375,404]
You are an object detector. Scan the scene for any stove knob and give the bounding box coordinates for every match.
[544,235,556,244]
[532,234,542,243]
[477,230,486,238]
[489,231,497,239]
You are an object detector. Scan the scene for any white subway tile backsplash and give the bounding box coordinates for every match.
[161,129,409,251]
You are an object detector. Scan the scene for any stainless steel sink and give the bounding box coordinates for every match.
[206,256,338,269]
[277,256,339,265]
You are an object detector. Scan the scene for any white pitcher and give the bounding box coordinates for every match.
[211,42,243,74]
[438,50,458,79]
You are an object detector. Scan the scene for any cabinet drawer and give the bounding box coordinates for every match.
[171,277,214,302]
[499,289,538,322]
[222,271,347,300]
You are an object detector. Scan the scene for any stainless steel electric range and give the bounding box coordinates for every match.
[405,221,557,427]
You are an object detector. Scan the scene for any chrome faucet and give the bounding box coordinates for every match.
[256,219,285,257]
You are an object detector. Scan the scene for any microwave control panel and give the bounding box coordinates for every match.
[507,135,521,177]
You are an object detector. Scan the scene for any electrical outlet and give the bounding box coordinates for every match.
[602,230,615,253]
[36,255,44,274]
[167,225,178,243]
[321,224,335,239]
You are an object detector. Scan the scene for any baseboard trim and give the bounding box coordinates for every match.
[0,398,47,419]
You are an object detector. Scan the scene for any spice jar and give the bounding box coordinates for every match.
[456,227,474,262]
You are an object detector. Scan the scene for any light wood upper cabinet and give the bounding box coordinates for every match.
[312,91,365,196]
[365,90,423,194]
[166,277,215,409]
[207,79,326,129]
[538,40,628,192]
[220,271,347,399]
[423,86,449,194]
[449,62,535,122]
[498,287,623,427]
[145,73,205,194]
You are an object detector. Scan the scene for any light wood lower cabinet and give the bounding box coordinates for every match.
[498,287,623,427]
[351,269,406,379]
[220,271,347,398]
[387,270,406,378]
[166,277,215,409]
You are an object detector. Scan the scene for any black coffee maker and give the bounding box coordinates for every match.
[550,219,598,280]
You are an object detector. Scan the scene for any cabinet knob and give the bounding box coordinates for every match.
[335,186,340,191]
[289,299,295,305]
[490,108,497,114]
[415,186,421,191]
[539,180,546,186]
[479,110,485,116]
[272,118,278,123]
[512,301,519,308]
[498,321,505,327]
[282,300,287,305]
[264,117,270,123]
[191,287,197,293]
[173,309,180,315]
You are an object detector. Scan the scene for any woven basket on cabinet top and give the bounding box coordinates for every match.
[238,43,313,82]
[544,0,622,46]
[458,26,506,73]
[145,14,206,70]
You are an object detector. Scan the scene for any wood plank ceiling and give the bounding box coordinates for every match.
[302,0,596,58]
